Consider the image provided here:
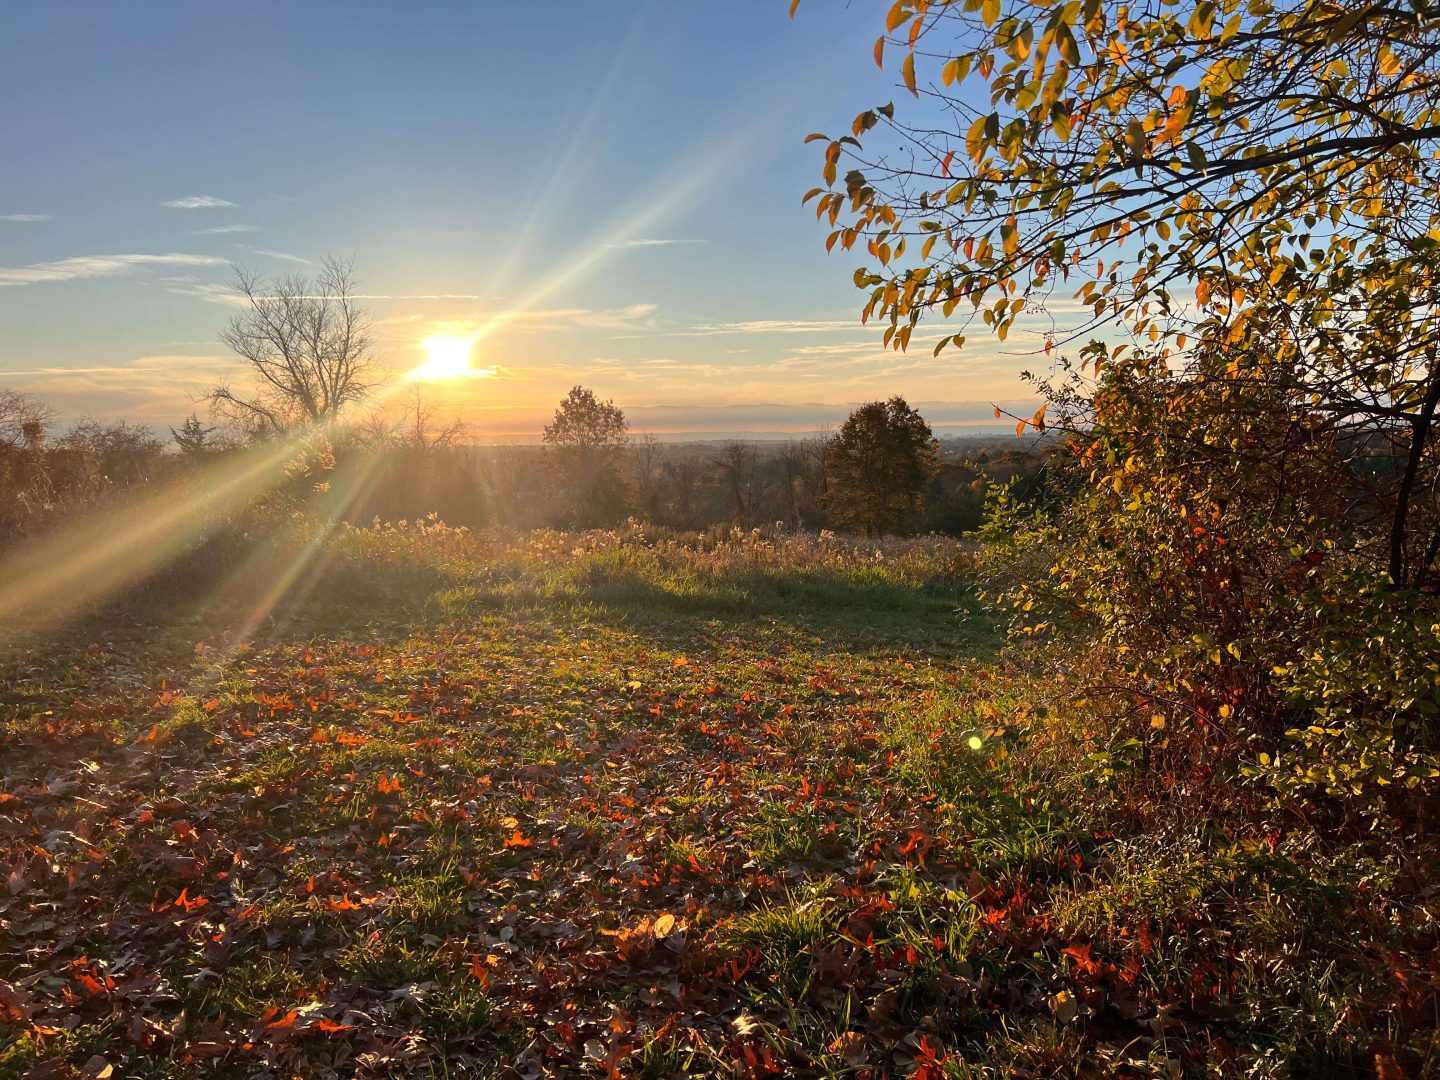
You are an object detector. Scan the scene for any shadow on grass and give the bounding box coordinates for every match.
[0,528,447,658]
[4,530,997,666]
[436,567,999,659]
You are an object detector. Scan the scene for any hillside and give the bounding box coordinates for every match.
[1,525,1431,1077]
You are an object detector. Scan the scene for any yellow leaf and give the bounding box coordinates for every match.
[902,52,918,96]
[966,115,990,161]
[874,35,885,69]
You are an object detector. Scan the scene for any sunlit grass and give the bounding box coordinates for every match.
[1,525,1431,1075]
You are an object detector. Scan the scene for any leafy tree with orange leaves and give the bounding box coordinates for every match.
[800,0,1440,818]
[799,0,1440,584]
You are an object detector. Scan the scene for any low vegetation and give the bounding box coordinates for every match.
[1,522,1434,1076]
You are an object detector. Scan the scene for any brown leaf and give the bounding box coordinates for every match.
[0,978,30,1022]
[828,1031,868,1065]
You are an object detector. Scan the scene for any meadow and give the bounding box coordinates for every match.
[1,522,1430,1078]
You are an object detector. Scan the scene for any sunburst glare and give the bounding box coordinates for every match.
[412,335,479,381]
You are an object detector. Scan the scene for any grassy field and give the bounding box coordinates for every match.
[0,524,1434,1077]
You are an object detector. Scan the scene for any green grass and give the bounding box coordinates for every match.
[0,522,1434,1076]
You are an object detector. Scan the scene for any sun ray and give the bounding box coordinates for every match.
[0,435,306,643]
[202,444,396,643]
[456,103,795,350]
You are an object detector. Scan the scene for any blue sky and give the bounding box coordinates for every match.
[1,1,1040,438]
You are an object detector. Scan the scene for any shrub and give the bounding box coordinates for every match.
[981,346,1440,826]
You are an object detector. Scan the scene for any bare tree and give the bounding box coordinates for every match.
[659,454,705,530]
[711,440,757,525]
[357,388,466,452]
[210,256,376,434]
[481,445,542,525]
[778,434,829,529]
[400,387,465,451]
[0,389,55,450]
[628,433,665,521]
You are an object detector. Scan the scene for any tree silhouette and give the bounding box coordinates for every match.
[210,256,375,435]
[825,397,937,536]
[171,414,217,458]
[542,386,629,525]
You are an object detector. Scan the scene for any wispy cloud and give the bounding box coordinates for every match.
[605,238,706,249]
[6,355,237,381]
[610,318,860,341]
[165,281,500,308]
[163,281,246,306]
[0,213,52,223]
[246,248,313,265]
[341,294,492,301]
[192,224,259,235]
[162,195,237,209]
[0,253,228,287]
[7,355,241,419]
[690,319,858,334]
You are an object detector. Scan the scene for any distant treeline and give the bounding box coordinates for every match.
[0,386,1054,544]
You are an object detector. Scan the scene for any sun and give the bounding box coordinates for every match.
[412,335,477,381]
